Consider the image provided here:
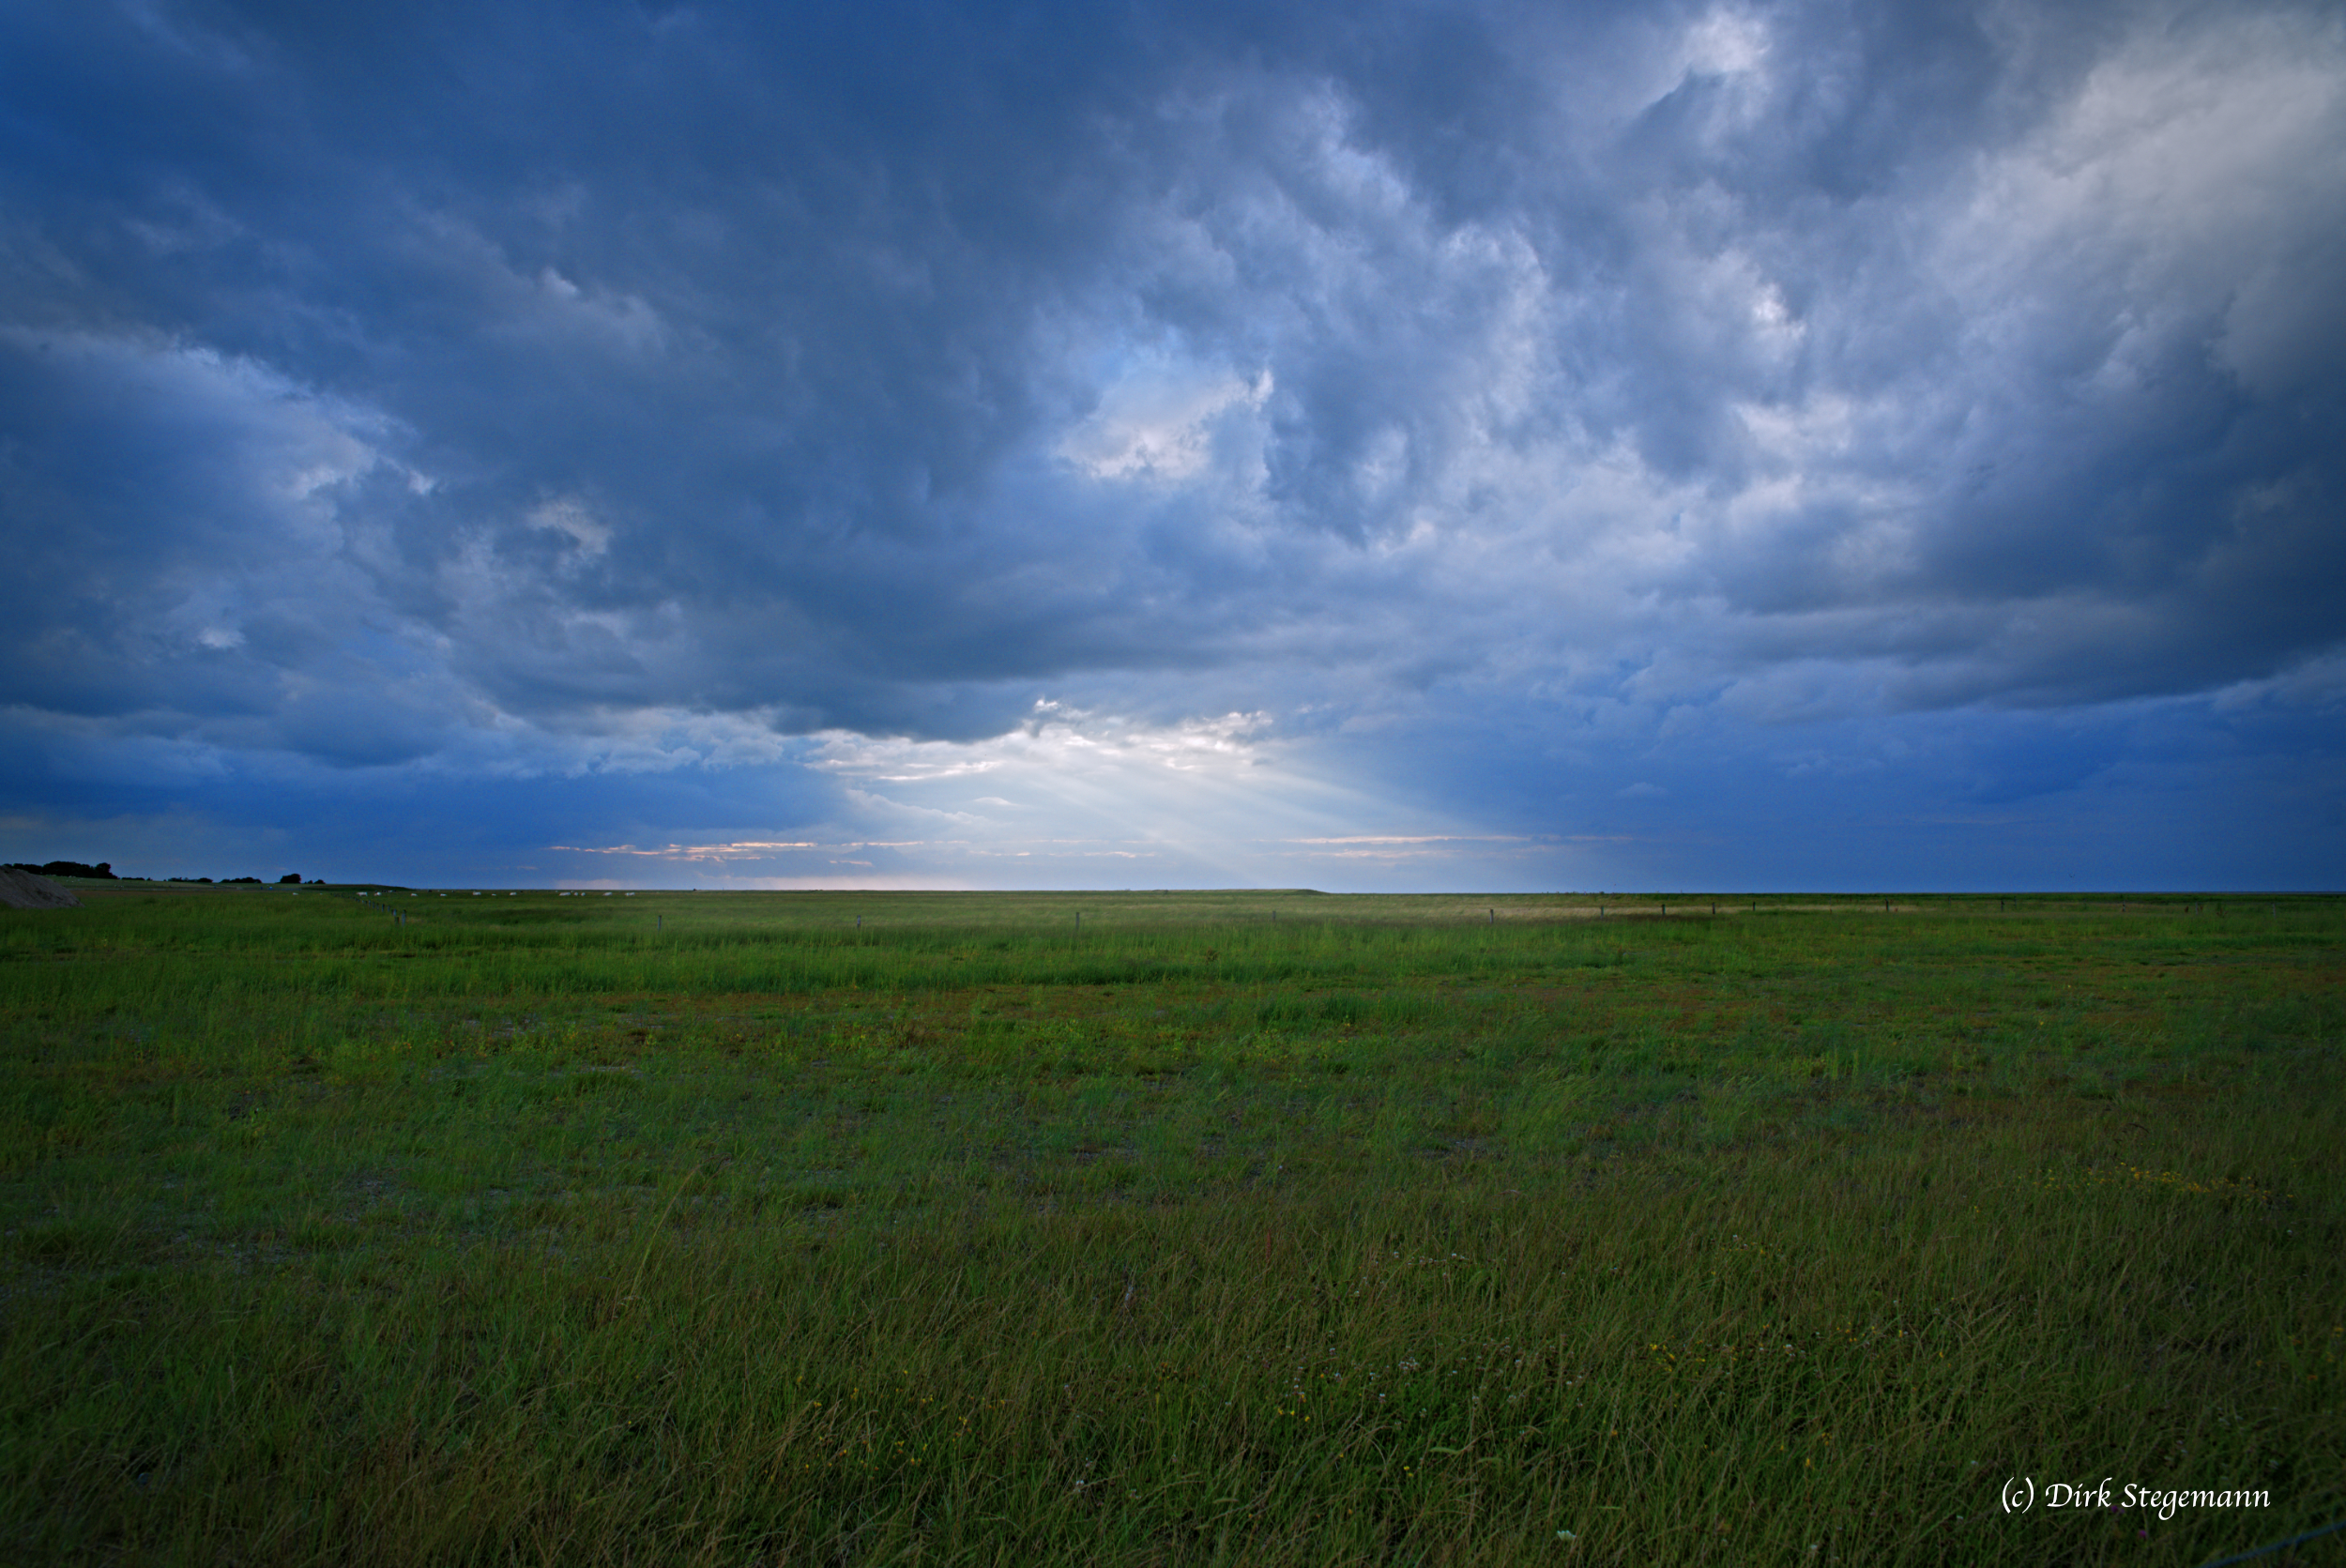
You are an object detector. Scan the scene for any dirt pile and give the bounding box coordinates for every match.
[0,867,81,909]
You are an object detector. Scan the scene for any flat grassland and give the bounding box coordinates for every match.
[3,888,2339,1566]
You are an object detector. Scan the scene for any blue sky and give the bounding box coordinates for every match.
[3,0,2341,891]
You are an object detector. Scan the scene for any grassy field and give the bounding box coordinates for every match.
[3,885,2340,1566]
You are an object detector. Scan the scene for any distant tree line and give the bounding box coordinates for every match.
[6,861,316,885]
[165,874,313,885]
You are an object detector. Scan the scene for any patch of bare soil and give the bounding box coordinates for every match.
[0,867,81,909]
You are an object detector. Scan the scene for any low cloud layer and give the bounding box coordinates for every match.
[2,0,2339,887]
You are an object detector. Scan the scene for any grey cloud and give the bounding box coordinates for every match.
[0,0,2339,843]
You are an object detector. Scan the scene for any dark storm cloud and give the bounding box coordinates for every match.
[1,0,2341,884]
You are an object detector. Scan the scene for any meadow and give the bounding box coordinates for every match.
[2,885,2339,1566]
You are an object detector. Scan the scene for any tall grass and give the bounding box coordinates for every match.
[3,889,2339,1564]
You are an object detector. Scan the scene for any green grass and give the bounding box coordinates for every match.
[3,887,2340,1565]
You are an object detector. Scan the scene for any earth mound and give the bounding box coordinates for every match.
[0,867,81,909]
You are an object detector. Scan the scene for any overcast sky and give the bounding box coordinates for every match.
[3,0,2340,891]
